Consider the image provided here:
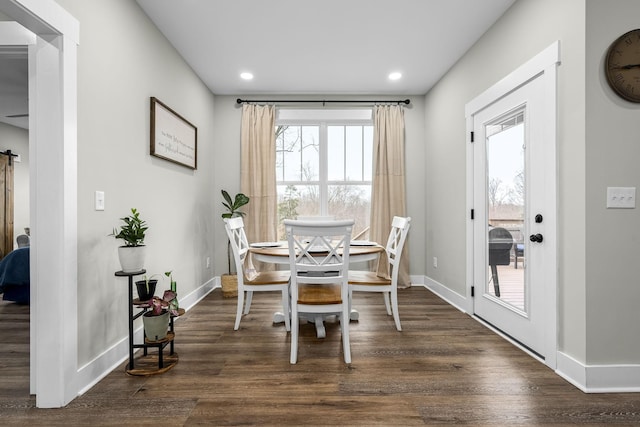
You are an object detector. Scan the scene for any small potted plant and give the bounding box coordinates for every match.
[111,208,148,272]
[142,290,179,342]
[134,274,159,301]
[221,190,249,298]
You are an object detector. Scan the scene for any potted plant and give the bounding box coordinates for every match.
[134,274,159,301]
[142,289,179,342]
[111,208,148,272]
[221,190,249,298]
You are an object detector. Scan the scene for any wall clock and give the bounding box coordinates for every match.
[605,29,640,102]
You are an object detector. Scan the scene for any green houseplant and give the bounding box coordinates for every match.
[221,190,249,298]
[142,289,178,342]
[111,208,148,272]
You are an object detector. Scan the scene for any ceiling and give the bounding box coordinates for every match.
[0,0,516,130]
[135,0,516,95]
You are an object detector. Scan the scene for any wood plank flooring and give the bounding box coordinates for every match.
[2,288,640,426]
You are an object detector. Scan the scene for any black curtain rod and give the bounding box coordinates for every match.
[236,98,410,106]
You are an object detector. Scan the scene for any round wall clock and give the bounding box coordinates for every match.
[605,29,640,102]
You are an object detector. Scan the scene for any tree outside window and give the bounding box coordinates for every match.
[276,122,372,240]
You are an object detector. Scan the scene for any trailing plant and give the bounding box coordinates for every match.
[146,290,179,317]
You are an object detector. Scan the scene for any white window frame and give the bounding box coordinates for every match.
[276,109,373,217]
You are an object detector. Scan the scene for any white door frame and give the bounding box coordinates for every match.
[0,0,79,407]
[465,41,559,369]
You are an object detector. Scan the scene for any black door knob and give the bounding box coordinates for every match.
[535,214,543,223]
[529,233,543,243]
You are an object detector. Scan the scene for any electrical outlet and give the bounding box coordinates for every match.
[607,187,636,209]
[433,257,438,268]
[206,257,211,268]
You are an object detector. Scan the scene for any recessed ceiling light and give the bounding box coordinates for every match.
[388,72,402,81]
[240,72,254,80]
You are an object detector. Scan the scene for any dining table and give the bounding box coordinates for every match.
[248,240,386,338]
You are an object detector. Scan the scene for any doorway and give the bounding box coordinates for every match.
[466,42,559,369]
[0,3,79,408]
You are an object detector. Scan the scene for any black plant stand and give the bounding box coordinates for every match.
[115,269,182,375]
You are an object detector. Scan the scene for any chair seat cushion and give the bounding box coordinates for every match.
[348,270,391,286]
[298,283,342,305]
[245,270,290,285]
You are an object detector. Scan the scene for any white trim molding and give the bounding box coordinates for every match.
[424,276,468,314]
[0,0,80,408]
[556,352,640,393]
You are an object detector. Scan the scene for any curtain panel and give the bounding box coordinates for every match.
[370,105,410,287]
[240,104,278,245]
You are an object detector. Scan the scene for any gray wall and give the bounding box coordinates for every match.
[585,0,640,364]
[56,0,216,366]
[0,122,29,247]
[211,95,426,278]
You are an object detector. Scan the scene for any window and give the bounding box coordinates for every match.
[275,109,373,239]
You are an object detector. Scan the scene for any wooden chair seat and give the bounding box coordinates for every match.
[298,284,342,305]
[245,270,290,285]
[348,270,391,286]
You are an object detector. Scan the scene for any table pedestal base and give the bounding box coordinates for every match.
[273,310,359,338]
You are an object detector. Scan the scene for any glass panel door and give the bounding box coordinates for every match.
[486,110,526,312]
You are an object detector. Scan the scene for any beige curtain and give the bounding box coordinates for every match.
[240,104,277,245]
[370,105,410,288]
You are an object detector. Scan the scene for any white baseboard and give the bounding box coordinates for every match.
[417,276,640,392]
[423,275,468,313]
[556,351,640,393]
[76,278,216,396]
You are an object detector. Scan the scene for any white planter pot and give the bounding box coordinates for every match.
[117,245,146,273]
[143,311,170,341]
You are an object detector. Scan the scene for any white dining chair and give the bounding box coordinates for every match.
[284,219,353,364]
[224,217,290,331]
[348,216,411,331]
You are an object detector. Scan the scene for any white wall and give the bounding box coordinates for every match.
[55,0,216,367]
[211,95,426,278]
[0,122,29,246]
[424,0,589,362]
[585,0,640,364]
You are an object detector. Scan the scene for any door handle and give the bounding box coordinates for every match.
[529,233,543,243]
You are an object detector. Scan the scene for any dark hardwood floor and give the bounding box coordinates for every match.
[2,287,640,426]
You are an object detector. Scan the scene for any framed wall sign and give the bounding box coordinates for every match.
[150,97,197,169]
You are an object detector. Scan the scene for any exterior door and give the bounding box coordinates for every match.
[467,43,558,365]
[0,153,14,259]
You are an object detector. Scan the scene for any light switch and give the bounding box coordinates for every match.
[606,187,636,209]
[95,191,105,211]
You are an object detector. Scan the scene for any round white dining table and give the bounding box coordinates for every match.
[249,242,384,265]
[249,242,385,337]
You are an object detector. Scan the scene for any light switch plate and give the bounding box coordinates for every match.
[95,191,105,211]
[606,187,635,209]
